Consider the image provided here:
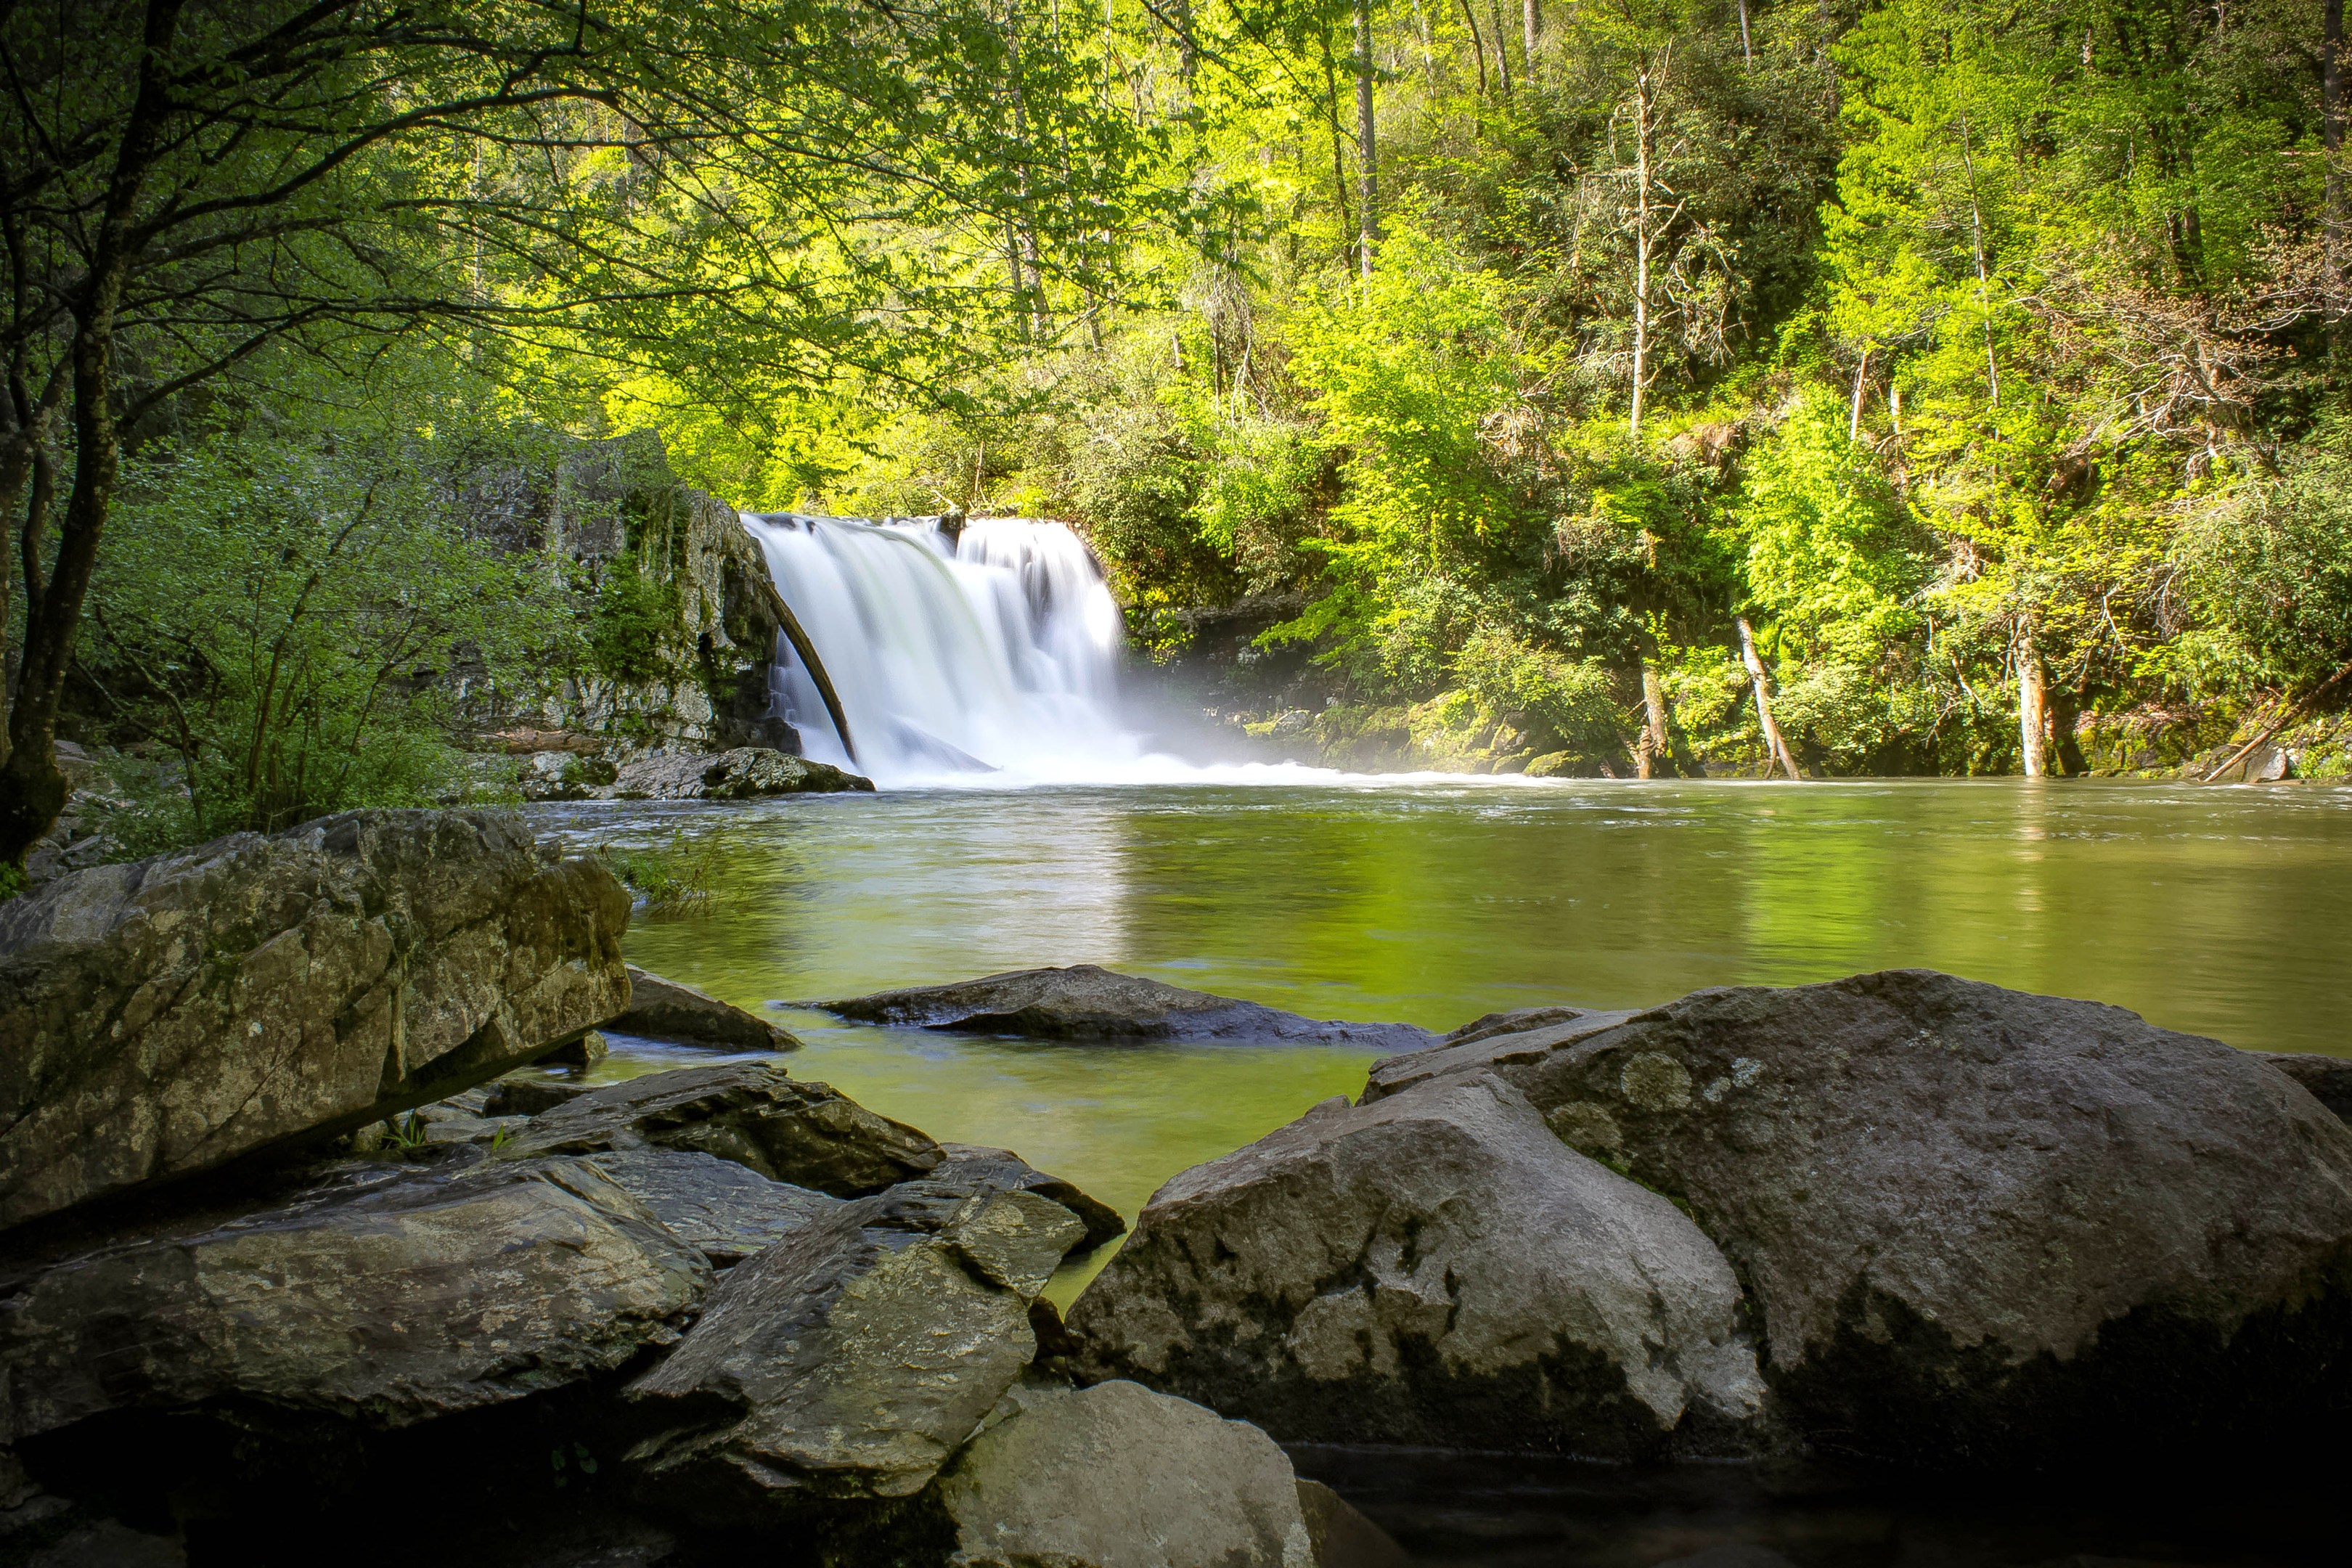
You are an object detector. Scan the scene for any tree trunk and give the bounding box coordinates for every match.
[1737,616,1800,779]
[2015,618,2048,779]
[1460,0,1489,97]
[1488,0,1513,97]
[2327,0,2345,298]
[1629,62,1656,438]
[1523,0,1538,62]
[1848,348,1869,441]
[1355,0,1379,279]
[1637,656,1671,780]
[1959,113,2000,408]
[1738,0,1752,65]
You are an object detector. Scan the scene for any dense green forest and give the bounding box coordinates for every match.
[4,1,2349,876]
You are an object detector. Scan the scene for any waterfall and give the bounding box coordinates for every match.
[744,513,1146,785]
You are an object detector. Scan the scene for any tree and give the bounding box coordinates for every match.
[0,0,1159,873]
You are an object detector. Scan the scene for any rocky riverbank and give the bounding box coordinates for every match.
[4,812,2351,1564]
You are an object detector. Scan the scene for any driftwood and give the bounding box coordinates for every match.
[751,575,859,767]
[2201,658,2352,783]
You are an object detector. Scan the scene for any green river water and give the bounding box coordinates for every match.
[524,777,2348,1564]
[532,777,2352,1266]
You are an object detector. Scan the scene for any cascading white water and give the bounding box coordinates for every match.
[745,513,1150,785]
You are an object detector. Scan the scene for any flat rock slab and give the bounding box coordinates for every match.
[495,1062,942,1198]
[1384,970,2352,1466]
[624,1180,1085,1519]
[934,1143,1126,1250]
[0,1155,706,1446]
[613,966,799,1052]
[582,1148,842,1265]
[606,748,872,800]
[822,965,1437,1050]
[937,1379,1316,1568]
[0,810,631,1232]
[1067,1075,1764,1459]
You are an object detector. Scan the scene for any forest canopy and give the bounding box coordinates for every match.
[4,0,2349,870]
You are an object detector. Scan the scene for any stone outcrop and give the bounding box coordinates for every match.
[0,1153,706,1446]
[611,965,800,1051]
[608,748,872,801]
[623,1179,1085,1517]
[0,811,631,1232]
[494,1062,943,1197]
[2262,1052,2352,1122]
[1068,1075,1765,1459]
[934,1143,1127,1251]
[823,965,1438,1050]
[582,1148,842,1265]
[1365,971,2352,1466]
[935,1379,1318,1568]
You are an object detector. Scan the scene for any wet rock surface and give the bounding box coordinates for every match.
[581,1148,842,1265]
[623,1180,1085,1519]
[613,965,800,1052]
[0,810,631,1231]
[1068,1074,1765,1458]
[823,964,1439,1050]
[931,1143,1127,1250]
[0,1153,707,1446]
[935,1379,1320,1568]
[1368,971,2352,1466]
[607,747,873,800]
[494,1061,943,1196]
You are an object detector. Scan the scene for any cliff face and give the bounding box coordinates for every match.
[462,432,797,755]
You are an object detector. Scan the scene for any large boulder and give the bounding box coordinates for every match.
[0,810,631,1232]
[611,965,799,1052]
[823,965,1438,1050]
[494,1062,943,1197]
[1368,971,2352,1466]
[933,1143,1127,1250]
[935,1379,1317,1568]
[1067,1075,1765,1459]
[2262,1052,2352,1122]
[0,1153,707,1447]
[622,1179,1085,1519]
[607,748,872,800]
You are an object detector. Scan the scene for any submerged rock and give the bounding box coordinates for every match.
[1371,971,2352,1466]
[1067,1074,1765,1459]
[624,1180,1085,1518]
[936,1379,1318,1568]
[494,1061,942,1197]
[0,1154,707,1446]
[822,965,1437,1050]
[612,965,800,1052]
[0,810,630,1232]
[606,747,873,801]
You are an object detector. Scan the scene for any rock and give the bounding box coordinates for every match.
[934,1143,1127,1250]
[1294,1480,1409,1568]
[542,1029,609,1068]
[20,1519,186,1567]
[613,966,800,1052]
[495,1062,943,1198]
[581,1148,843,1265]
[823,965,1438,1050]
[483,1077,594,1117]
[2261,1052,2352,1122]
[936,1379,1317,1568]
[0,810,631,1232]
[1360,1008,1636,1102]
[1384,971,2352,1466]
[1066,1075,1765,1459]
[606,748,873,801]
[1440,1004,1594,1048]
[0,1154,707,1447]
[623,1180,1085,1517]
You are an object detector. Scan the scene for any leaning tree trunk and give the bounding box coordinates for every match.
[1736,616,1800,779]
[1636,655,1673,780]
[2015,618,2049,779]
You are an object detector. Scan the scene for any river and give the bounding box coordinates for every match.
[528,777,2348,1564]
